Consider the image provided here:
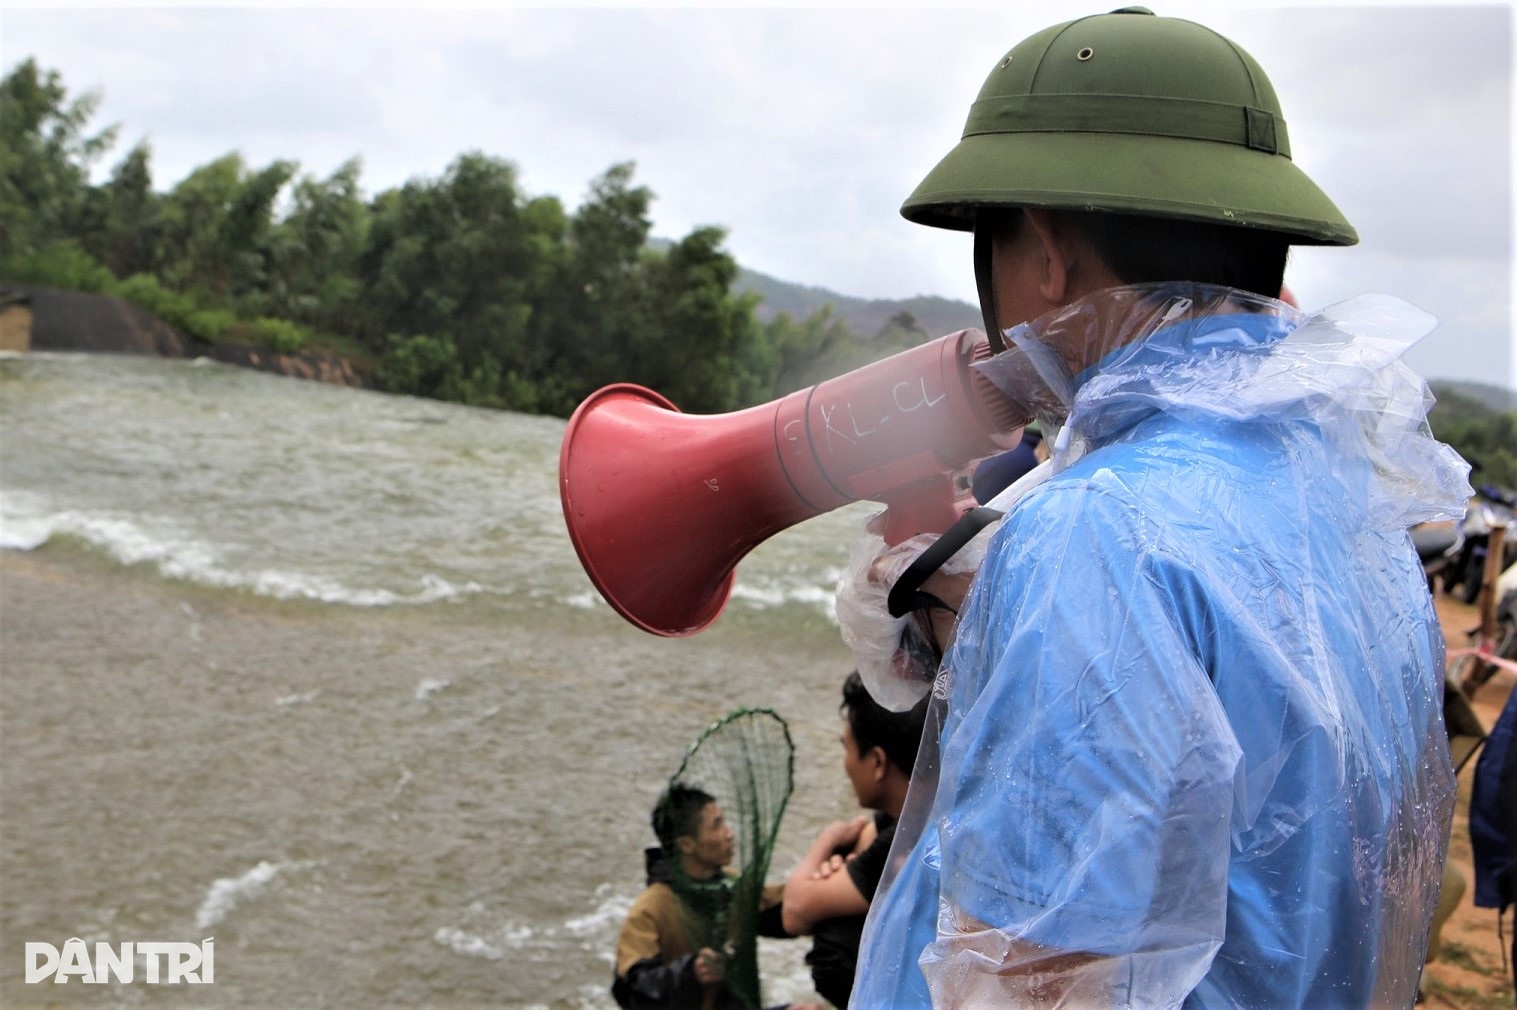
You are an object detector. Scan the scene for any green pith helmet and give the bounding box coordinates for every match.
[903,7,1357,246]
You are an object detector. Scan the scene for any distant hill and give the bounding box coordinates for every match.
[647,236,981,340]
[1431,379,1517,412]
[733,266,983,341]
[683,241,1514,395]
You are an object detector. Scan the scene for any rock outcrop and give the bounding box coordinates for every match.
[196,344,368,388]
[4,283,370,389]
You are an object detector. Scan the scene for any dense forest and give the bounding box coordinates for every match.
[2,58,1513,490]
[0,59,921,417]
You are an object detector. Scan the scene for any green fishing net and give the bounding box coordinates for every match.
[665,707,795,1010]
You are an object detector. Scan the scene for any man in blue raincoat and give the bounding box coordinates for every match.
[846,10,1473,1008]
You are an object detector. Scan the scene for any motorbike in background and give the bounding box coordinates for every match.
[1444,484,1517,605]
[1414,520,1465,596]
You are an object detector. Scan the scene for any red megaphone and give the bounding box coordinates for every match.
[559,328,1025,636]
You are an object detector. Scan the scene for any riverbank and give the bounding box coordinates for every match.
[3,282,370,388]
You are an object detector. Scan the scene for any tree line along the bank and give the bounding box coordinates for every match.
[0,58,925,417]
[2,57,1513,491]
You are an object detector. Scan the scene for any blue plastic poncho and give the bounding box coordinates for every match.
[852,285,1472,1008]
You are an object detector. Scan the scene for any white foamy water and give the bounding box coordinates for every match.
[730,576,843,622]
[564,885,630,933]
[434,925,518,961]
[194,861,286,932]
[1,351,873,1009]
[414,677,451,701]
[0,353,866,622]
[0,491,485,607]
[432,891,625,967]
[0,494,212,567]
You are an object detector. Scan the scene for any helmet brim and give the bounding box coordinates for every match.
[902,131,1358,246]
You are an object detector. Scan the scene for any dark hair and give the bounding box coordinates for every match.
[977,207,1289,301]
[1072,211,1289,300]
[652,785,715,848]
[841,671,928,773]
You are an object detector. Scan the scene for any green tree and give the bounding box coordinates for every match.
[1429,387,1517,492]
[0,62,899,422]
[528,162,656,409]
[267,157,368,334]
[156,154,239,292]
[764,304,858,395]
[358,152,552,405]
[153,153,297,302]
[0,59,118,260]
[629,225,764,413]
[95,141,159,278]
[875,309,927,352]
[219,158,297,306]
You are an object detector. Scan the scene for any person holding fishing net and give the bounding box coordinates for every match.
[612,710,823,1010]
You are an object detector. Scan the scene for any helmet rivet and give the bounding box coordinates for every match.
[999,54,1013,68]
[1076,46,1094,61]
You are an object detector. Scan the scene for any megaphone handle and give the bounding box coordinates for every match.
[886,506,1004,618]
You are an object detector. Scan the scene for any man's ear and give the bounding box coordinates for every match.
[868,745,889,782]
[1023,208,1074,304]
[676,835,696,856]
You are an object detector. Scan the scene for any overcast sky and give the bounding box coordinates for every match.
[3,2,1513,390]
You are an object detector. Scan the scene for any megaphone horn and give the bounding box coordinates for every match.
[559,328,1025,637]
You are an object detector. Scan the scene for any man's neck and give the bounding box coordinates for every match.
[680,857,723,881]
[881,775,910,820]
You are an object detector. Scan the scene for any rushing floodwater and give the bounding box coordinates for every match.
[0,351,881,1009]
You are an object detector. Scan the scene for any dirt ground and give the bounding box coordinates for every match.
[1419,592,1515,1009]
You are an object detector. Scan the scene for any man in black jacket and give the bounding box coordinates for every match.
[781,672,928,1008]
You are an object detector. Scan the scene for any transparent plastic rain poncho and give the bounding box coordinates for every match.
[837,513,990,713]
[852,284,1473,1009]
